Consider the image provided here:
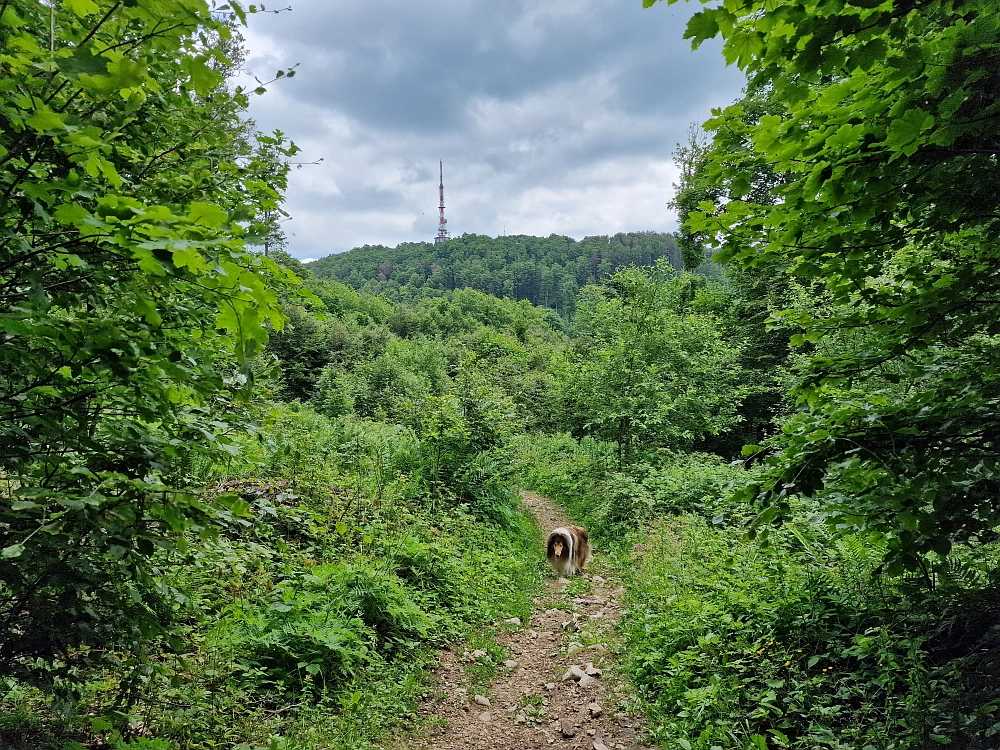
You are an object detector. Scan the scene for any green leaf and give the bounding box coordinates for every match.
[850,39,888,71]
[105,56,147,90]
[684,10,721,45]
[10,500,39,511]
[928,536,952,556]
[217,493,251,517]
[89,717,113,732]
[1,544,25,559]
[724,30,765,69]
[54,204,90,224]
[171,246,210,272]
[62,0,100,16]
[26,109,66,133]
[187,202,229,228]
[884,109,935,157]
[56,47,109,77]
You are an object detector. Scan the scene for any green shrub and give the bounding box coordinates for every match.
[641,452,751,519]
[385,536,469,611]
[223,596,371,695]
[115,739,177,750]
[519,436,751,535]
[516,433,616,527]
[618,516,999,749]
[322,563,432,646]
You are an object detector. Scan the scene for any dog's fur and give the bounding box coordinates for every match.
[546,525,592,576]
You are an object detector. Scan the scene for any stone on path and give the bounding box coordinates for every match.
[588,702,604,718]
[560,720,577,738]
[584,662,602,677]
[562,665,588,682]
[504,617,522,625]
[473,694,491,707]
[578,674,597,688]
[477,711,492,722]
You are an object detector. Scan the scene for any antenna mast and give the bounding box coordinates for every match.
[435,160,450,243]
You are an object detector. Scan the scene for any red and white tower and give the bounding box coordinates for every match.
[435,160,450,243]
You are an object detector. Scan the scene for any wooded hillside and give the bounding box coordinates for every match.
[307,232,681,317]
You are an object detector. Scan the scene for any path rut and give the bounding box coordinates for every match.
[394,490,650,750]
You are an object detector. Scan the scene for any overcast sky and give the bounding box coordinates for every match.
[237,0,745,261]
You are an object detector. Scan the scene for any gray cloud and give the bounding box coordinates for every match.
[239,0,744,258]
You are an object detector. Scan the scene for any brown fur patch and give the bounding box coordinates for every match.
[546,525,591,575]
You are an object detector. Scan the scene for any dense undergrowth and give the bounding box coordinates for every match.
[1,404,542,750]
[520,435,1000,750]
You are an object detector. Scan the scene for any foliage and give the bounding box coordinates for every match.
[264,305,335,401]
[556,264,746,464]
[523,432,1000,748]
[651,0,1000,568]
[668,125,722,271]
[669,89,794,455]
[620,515,1000,750]
[10,0,1000,745]
[1,402,543,748]
[308,232,681,318]
[519,434,752,532]
[0,0,304,692]
[515,434,617,534]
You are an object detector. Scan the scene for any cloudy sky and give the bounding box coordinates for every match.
[237,0,745,261]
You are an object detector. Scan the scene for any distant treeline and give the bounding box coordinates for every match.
[307,232,681,317]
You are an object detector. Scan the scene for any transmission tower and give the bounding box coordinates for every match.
[435,160,450,243]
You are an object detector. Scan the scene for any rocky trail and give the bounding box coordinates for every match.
[393,490,651,750]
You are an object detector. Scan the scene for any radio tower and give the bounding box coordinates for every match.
[435,160,450,243]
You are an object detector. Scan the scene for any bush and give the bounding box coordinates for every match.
[619,516,1000,749]
[519,436,751,536]
[322,563,432,646]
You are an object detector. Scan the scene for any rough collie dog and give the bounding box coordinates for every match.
[546,526,592,576]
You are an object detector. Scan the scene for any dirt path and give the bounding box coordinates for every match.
[394,490,650,750]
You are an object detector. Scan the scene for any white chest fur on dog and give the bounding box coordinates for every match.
[546,525,592,576]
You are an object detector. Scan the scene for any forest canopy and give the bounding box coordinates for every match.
[307,231,681,318]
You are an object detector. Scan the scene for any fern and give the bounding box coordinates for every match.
[933,557,986,590]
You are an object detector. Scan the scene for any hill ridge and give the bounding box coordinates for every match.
[307,231,680,317]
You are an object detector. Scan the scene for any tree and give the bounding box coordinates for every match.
[669,90,794,453]
[557,264,745,465]
[668,124,720,271]
[0,0,299,688]
[651,0,1000,570]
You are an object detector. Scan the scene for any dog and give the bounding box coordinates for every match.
[546,526,592,576]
